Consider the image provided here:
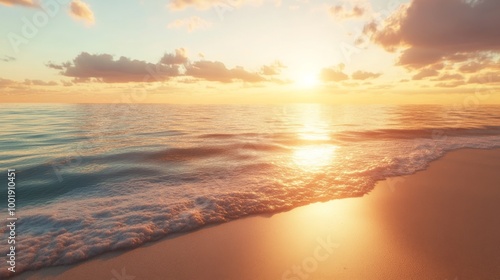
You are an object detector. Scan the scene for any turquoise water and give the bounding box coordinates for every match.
[1,104,500,276]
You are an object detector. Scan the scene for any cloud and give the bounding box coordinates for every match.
[70,0,95,24]
[49,50,274,84]
[167,16,212,32]
[260,61,286,76]
[160,48,189,65]
[320,64,348,82]
[185,60,266,83]
[412,68,438,80]
[48,52,180,83]
[46,62,71,70]
[468,72,500,84]
[459,62,485,73]
[457,56,500,73]
[371,0,500,69]
[432,73,464,81]
[0,0,38,7]
[24,79,58,86]
[435,81,466,88]
[351,71,381,80]
[0,77,58,90]
[0,78,16,88]
[61,80,74,87]
[1,55,16,62]
[329,4,366,20]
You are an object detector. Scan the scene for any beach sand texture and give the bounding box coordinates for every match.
[14,149,500,280]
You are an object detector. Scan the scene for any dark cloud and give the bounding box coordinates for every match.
[412,68,439,80]
[49,50,272,84]
[371,0,500,69]
[46,62,72,70]
[459,62,485,73]
[160,48,188,65]
[48,52,180,83]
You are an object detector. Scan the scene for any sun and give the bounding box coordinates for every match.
[296,73,320,88]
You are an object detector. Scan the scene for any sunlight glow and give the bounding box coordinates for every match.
[293,145,337,172]
[296,73,319,88]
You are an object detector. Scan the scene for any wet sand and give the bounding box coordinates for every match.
[13,149,500,280]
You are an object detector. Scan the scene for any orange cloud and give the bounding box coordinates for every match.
[435,81,466,88]
[432,73,464,82]
[185,60,266,83]
[70,0,95,24]
[260,61,286,76]
[0,78,16,88]
[23,79,58,86]
[468,73,500,84]
[0,0,38,7]
[0,77,59,89]
[329,4,366,20]
[351,71,381,80]
[320,65,348,82]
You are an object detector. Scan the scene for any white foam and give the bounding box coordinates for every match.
[1,135,500,278]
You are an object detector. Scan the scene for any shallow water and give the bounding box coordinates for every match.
[1,103,499,275]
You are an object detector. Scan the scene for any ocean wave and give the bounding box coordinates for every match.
[1,104,500,278]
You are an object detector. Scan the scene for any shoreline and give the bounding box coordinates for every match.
[12,148,500,280]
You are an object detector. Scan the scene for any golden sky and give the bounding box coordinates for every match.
[0,0,499,104]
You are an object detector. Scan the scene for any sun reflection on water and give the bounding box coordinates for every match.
[293,145,337,172]
[291,104,338,172]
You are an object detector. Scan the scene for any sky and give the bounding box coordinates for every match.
[0,0,499,104]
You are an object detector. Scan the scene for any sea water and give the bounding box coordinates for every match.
[0,103,499,276]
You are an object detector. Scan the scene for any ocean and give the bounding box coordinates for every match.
[1,103,500,276]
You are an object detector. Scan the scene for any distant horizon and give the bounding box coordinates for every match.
[2,99,500,105]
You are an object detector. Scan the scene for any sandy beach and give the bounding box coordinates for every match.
[13,148,500,280]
